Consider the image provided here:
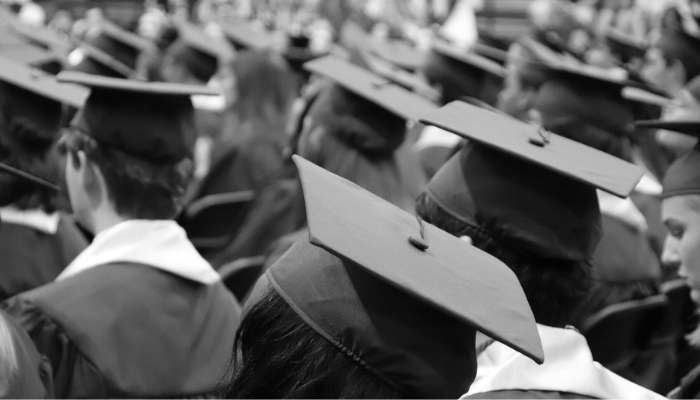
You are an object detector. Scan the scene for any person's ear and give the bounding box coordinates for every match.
[669,59,687,88]
[76,152,104,206]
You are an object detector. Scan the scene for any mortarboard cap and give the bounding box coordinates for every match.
[0,44,64,74]
[0,55,86,108]
[220,21,276,51]
[166,22,233,83]
[368,38,426,72]
[66,43,136,78]
[9,18,72,54]
[532,64,637,138]
[430,40,505,78]
[247,155,543,397]
[422,40,505,105]
[604,28,648,63]
[421,101,643,196]
[421,102,643,261]
[304,55,438,121]
[58,71,216,162]
[83,20,153,70]
[635,119,700,199]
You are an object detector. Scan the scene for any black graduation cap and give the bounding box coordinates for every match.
[66,43,136,78]
[368,38,425,72]
[304,55,438,121]
[531,62,639,137]
[362,51,440,102]
[0,54,86,108]
[57,71,217,162]
[166,22,233,83]
[246,155,543,398]
[635,119,700,199]
[421,101,643,261]
[0,44,64,74]
[430,40,505,78]
[9,18,72,54]
[220,21,276,51]
[604,28,648,63]
[82,20,153,70]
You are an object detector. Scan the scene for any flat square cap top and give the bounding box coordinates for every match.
[177,22,234,60]
[220,21,276,50]
[89,20,153,53]
[431,40,505,78]
[420,101,643,197]
[304,55,438,120]
[292,154,544,364]
[0,55,87,108]
[635,120,700,137]
[57,70,218,96]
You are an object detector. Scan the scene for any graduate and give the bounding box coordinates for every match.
[0,160,64,398]
[632,118,700,398]
[529,67,663,322]
[0,56,88,301]
[226,155,544,398]
[416,101,663,399]
[2,72,241,397]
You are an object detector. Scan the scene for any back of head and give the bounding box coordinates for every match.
[533,79,633,160]
[298,84,413,209]
[418,144,601,326]
[422,50,502,105]
[227,289,406,398]
[0,82,63,211]
[230,51,297,127]
[656,27,700,83]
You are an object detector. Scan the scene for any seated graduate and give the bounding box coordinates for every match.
[0,56,88,301]
[258,56,435,270]
[0,161,59,398]
[634,119,700,398]
[529,66,662,324]
[415,101,664,399]
[1,72,241,397]
[226,155,544,398]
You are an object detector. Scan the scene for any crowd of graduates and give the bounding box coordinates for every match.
[1,0,700,398]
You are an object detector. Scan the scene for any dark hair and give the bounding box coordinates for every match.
[423,52,502,106]
[415,192,592,327]
[59,130,193,220]
[542,117,632,161]
[0,89,64,212]
[225,289,404,398]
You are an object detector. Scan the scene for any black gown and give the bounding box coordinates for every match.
[0,214,87,301]
[2,263,241,397]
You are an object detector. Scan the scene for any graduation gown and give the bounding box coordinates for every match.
[0,209,87,301]
[0,310,53,397]
[464,325,665,400]
[1,220,241,397]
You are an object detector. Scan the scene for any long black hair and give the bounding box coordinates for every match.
[415,191,593,328]
[225,289,404,398]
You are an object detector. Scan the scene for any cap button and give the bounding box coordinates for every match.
[408,236,429,252]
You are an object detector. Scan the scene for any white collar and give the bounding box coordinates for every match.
[635,173,663,196]
[414,126,462,151]
[597,190,648,232]
[464,325,665,399]
[56,220,220,284]
[0,206,60,234]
